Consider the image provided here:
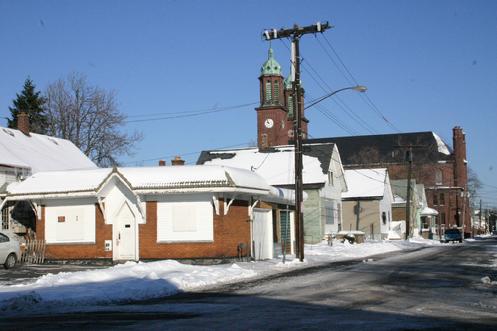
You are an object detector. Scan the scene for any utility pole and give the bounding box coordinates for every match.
[394,144,426,239]
[479,199,482,235]
[405,146,413,240]
[263,22,331,261]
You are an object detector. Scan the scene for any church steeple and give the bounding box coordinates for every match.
[256,48,287,149]
[261,48,282,76]
[255,47,308,149]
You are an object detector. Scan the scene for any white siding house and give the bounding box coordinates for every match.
[0,124,96,233]
[341,168,394,240]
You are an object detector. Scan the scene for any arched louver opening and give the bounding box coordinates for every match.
[265,81,272,104]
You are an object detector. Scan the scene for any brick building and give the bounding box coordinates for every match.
[3,165,296,261]
[306,130,471,237]
[256,48,307,149]
[254,48,470,237]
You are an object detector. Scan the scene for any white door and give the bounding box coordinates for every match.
[253,209,273,260]
[115,202,137,261]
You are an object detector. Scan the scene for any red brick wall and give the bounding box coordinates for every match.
[42,204,112,260]
[256,106,291,148]
[139,199,252,259]
[36,205,45,240]
[387,163,455,187]
[387,160,470,234]
[453,127,468,189]
[39,198,253,261]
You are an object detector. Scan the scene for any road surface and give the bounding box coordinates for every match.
[2,238,497,330]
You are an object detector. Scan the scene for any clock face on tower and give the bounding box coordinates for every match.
[264,118,274,129]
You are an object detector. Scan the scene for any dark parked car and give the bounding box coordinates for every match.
[442,229,463,243]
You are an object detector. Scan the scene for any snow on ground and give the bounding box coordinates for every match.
[0,239,446,313]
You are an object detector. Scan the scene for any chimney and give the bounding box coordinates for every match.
[452,126,467,189]
[171,156,185,166]
[17,112,30,136]
[158,160,166,166]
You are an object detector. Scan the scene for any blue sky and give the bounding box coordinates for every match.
[1,0,496,207]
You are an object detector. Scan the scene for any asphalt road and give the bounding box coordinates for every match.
[2,238,497,330]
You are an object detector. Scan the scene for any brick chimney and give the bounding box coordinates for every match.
[452,126,467,189]
[171,156,185,166]
[158,160,166,166]
[17,111,30,136]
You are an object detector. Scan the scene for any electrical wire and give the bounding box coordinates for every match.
[278,38,377,135]
[316,34,401,133]
[121,141,253,166]
[125,102,257,123]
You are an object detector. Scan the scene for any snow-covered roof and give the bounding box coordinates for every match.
[6,168,110,195]
[432,133,451,155]
[201,146,326,186]
[5,165,279,199]
[420,206,439,216]
[342,168,388,199]
[393,194,406,204]
[0,126,97,173]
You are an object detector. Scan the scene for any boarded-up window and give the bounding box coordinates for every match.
[156,195,213,242]
[45,203,95,244]
[172,205,197,232]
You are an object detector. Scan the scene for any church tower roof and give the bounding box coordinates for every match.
[260,48,282,76]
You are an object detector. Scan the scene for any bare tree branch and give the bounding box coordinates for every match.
[44,73,142,167]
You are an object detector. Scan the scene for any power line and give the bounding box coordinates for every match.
[279,38,377,135]
[316,34,401,133]
[121,141,253,166]
[125,102,257,123]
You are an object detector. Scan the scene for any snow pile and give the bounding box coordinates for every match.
[0,260,255,311]
[0,239,444,313]
[304,240,411,262]
[481,276,497,285]
[408,237,444,246]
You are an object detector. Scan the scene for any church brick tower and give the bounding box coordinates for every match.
[256,48,307,149]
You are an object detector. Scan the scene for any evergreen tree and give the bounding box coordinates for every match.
[7,78,48,134]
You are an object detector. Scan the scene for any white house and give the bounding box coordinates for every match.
[0,118,96,233]
[3,165,296,262]
[341,168,394,240]
[197,142,348,243]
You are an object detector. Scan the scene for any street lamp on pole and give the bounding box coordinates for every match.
[305,85,367,110]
